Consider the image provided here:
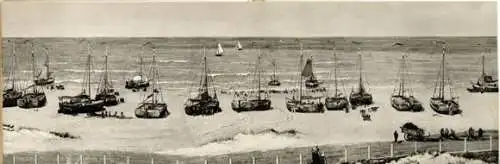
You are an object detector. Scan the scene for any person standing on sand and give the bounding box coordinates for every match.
[394,130,399,143]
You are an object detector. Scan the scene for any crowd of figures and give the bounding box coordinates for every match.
[2,40,498,120]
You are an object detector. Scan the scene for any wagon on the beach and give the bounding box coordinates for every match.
[400,122,426,141]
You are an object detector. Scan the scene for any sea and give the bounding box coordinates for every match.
[2,37,498,156]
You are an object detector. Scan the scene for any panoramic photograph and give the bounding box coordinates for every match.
[2,1,498,164]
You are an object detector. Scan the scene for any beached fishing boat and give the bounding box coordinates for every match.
[33,47,55,86]
[215,42,224,56]
[430,46,461,115]
[302,56,322,89]
[325,49,349,111]
[3,43,22,107]
[286,44,324,113]
[58,45,105,115]
[268,59,281,86]
[185,48,222,116]
[231,50,272,112]
[135,50,169,119]
[391,54,424,112]
[349,50,373,109]
[94,47,120,106]
[17,44,47,109]
[125,46,150,91]
[236,41,243,51]
[467,55,498,93]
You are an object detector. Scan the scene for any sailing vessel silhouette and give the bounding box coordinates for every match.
[302,56,321,89]
[467,54,498,93]
[3,42,23,107]
[286,44,324,113]
[231,49,272,112]
[17,43,47,109]
[236,41,243,51]
[94,46,120,106]
[325,48,349,111]
[135,47,169,119]
[58,44,105,115]
[349,49,373,109]
[268,59,281,86]
[215,42,224,56]
[185,48,222,116]
[391,54,424,112]
[33,47,55,86]
[125,44,150,91]
[430,46,462,115]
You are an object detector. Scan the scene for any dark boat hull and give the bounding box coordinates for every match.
[34,78,55,86]
[3,90,22,107]
[125,80,150,90]
[95,93,119,106]
[268,80,281,86]
[467,85,498,93]
[58,101,106,115]
[391,96,424,112]
[135,103,169,119]
[324,96,349,111]
[429,98,461,115]
[215,54,223,56]
[349,92,373,109]
[305,80,320,89]
[185,100,222,116]
[231,99,272,112]
[17,93,47,109]
[286,99,324,113]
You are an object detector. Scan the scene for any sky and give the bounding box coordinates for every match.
[1,1,497,37]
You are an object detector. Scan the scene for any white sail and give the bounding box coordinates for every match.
[236,41,243,49]
[216,43,224,55]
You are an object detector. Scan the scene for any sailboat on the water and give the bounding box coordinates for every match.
[268,59,281,86]
[391,54,424,112]
[215,42,224,56]
[125,45,150,91]
[302,55,322,89]
[33,47,55,86]
[231,50,272,112]
[236,40,243,51]
[325,48,349,111]
[58,44,105,115]
[430,46,461,115]
[135,48,169,119]
[94,46,120,106]
[17,43,47,109]
[467,54,498,93]
[286,44,324,113]
[3,42,23,107]
[184,48,222,116]
[349,49,373,109]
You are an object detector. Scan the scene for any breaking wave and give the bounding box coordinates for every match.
[157,59,190,63]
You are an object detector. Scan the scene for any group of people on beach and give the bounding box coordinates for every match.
[310,146,327,164]
[88,111,127,119]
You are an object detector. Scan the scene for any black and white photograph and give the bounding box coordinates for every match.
[1,1,498,164]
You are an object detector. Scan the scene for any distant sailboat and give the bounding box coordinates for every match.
[135,48,169,119]
[33,47,55,86]
[325,48,349,111]
[95,46,120,106]
[215,42,224,56]
[3,42,23,107]
[58,44,105,115]
[125,45,150,91]
[236,41,243,51]
[302,55,321,89]
[286,44,324,113]
[185,48,222,116]
[349,49,373,109]
[391,54,424,112]
[231,49,272,112]
[268,59,281,86]
[17,43,47,109]
[467,55,498,93]
[430,46,461,115]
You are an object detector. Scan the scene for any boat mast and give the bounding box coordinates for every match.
[140,46,144,77]
[299,43,303,102]
[203,48,209,93]
[45,48,50,79]
[439,46,446,99]
[482,54,485,77]
[358,49,363,93]
[400,55,406,96]
[333,48,338,97]
[257,49,261,100]
[152,49,157,104]
[87,43,92,97]
[104,47,109,95]
[31,42,36,81]
[11,42,17,89]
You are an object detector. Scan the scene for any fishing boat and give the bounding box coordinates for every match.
[215,42,224,56]
[302,56,322,89]
[349,50,373,109]
[325,49,349,111]
[286,44,324,113]
[135,49,169,119]
[391,54,424,112]
[236,40,243,51]
[430,46,461,115]
[58,45,105,115]
[3,43,23,107]
[268,59,281,86]
[33,47,55,86]
[94,46,120,106]
[467,55,498,93]
[125,46,150,91]
[231,50,272,112]
[17,44,47,109]
[184,48,222,116]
